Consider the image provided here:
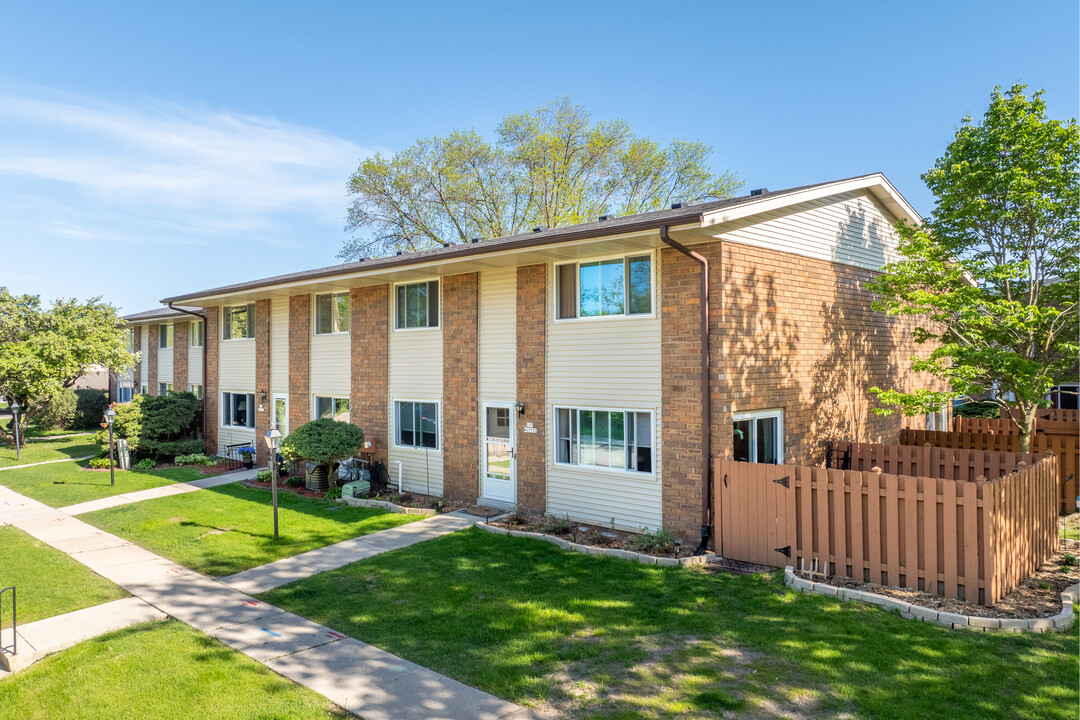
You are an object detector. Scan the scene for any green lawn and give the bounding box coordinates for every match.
[0,525,128,629]
[23,427,95,439]
[0,435,99,468]
[81,484,424,577]
[261,529,1080,720]
[0,459,203,507]
[1061,514,1079,541]
[0,621,349,719]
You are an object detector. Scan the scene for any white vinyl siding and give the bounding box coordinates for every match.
[219,331,256,392]
[478,268,516,401]
[138,326,149,388]
[546,262,662,531]
[271,297,289,395]
[158,340,173,385]
[188,338,203,386]
[388,304,443,495]
[717,190,900,271]
[310,332,350,400]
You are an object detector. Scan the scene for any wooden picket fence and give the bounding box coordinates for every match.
[953,407,1079,436]
[715,450,1059,606]
[901,429,1079,514]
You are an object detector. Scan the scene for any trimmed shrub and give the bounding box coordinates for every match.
[105,393,202,461]
[324,486,342,500]
[87,457,111,469]
[134,458,156,471]
[255,469,272,482]
[28,388,78,431]
[72,389,110,430]
[280,419,364,469]
[285,476,304,488]
[174,453,217,467]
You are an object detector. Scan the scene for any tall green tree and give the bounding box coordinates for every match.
[340,97,742,259]
[0,288,134,447]
[869,85,1079,451]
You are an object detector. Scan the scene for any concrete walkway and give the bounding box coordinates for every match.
[60,468,256,515]
[0,456,94,472]
[0,597,166,672]
[0,485,530,719]
[219,511,477,594]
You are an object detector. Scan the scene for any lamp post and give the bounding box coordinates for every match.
[264,423,283,540]
[103,407,117,487]
[9,400,20,463]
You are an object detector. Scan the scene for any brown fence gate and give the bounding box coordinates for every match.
[716,459,794,567]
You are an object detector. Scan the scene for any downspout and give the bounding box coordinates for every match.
[658,227,713,555]
[168,303,209,434]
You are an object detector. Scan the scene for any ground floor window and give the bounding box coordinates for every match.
[140,384,147,394]
[158,382,173,395]
[189,384,203,399]
[733,409,782,464]
[555,407,652,473]
[118,387,133,403]
[314,395,350,423]
[395,401,438,449]
[222,392,255,428]
[1050,384,1078,410]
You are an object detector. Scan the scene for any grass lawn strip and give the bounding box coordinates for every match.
[261,528,1080,720]
[0,525,127,629]
[81,483,424,577]
[0,436,99,468]
[0,459,203,508]
[0,620,349,719]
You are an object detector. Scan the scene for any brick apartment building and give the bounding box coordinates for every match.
[118,173,945,542]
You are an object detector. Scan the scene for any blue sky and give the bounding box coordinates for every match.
[1,1,1076,314]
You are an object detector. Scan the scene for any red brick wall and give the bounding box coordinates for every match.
[132,326,142,392]
[203,307,219,453]
[351,286,388,463]
[255,299,271,466]
[147,324,159,395]
[516,265,547,514]
[174,321,189,393]
[442,273,479,500]
[289,295,311,434]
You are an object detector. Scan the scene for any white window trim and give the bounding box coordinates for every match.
[313,292,351,335]
[189,384,203,399]
[159,323,174,349]
[552,249,657,324]
[312,394,350,421]
[220,390,256,430]
[221,305,256,342]
[392,278,441,332]
[190,320,204,348]
[1049,383,1079,409]
[272,393,289,436]
[732,408,784,464]
[393,398,441,450]
[552,404,657,478]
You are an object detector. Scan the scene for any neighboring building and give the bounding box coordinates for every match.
[137,173,943,542]
[75,365,111,393]
[115,306,206,405]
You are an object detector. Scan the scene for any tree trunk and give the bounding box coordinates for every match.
[1015,401,1038,454]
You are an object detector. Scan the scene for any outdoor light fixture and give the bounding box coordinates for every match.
[260,390,267,404]
[515,402,525,415]
[9,400,20,463]
[264,423,283,540]
[104,407,117,487]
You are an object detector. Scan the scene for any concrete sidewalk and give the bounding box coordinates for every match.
[0,486,530,719]
[59,467,256,515]
[0,456,94,472]
[219,510,478,594]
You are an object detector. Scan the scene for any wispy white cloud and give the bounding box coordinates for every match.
[0,86,375,243]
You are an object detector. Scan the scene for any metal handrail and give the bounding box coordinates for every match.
[1,585,16,656]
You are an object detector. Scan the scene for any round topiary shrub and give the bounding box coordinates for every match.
[280,419,364,491]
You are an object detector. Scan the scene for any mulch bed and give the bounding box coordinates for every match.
[243,477,327,499]
[809,541,1080,618]
[488,513,689,559]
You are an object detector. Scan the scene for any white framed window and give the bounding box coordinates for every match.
[394,281,439,329]
[555,407,653,473]
[222,304,255,340]
[314,395,350,423]
[159,324,174,349]
[189,384,203,399]
[315,292,351,334]
[222,391,255,428]
[158,382,173,395]
[124,329,134,353]
[140,383,147,395]
[118,387,133,403]
[1050,384,1079,410]
[395,401,438,449]
[190,320,204,347]
[555,252,653,320]
[732,409,783,464]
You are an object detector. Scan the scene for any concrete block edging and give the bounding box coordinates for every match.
[784,566,1078,634]
[477,521,714,567]
[338,497,438,517]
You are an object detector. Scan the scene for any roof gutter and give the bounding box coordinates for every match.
[168,303,209,418]
[658,226,713,556]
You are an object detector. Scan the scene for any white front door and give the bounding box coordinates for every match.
[481,404,515,504]
[273,394,289,435]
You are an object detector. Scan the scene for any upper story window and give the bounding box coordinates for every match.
[124,329,134,353]
[223,304,255,340]
[555,407,653,473]
[190,320,204,347]
[556,253,652,320]
[395,281,439,329]
[159,324,174,349]
[733,409,783,464]
[315,292,351,334]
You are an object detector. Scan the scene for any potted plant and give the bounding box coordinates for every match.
[238,444,256,469]
[279,419,364,492]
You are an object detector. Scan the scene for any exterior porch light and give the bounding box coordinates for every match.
[104,407,117,487]
[514,402,525,416]
[264,423,283,540]
[9,400,20,463]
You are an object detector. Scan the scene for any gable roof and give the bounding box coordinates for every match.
[122,305,203,323]
[161,172,918,305]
